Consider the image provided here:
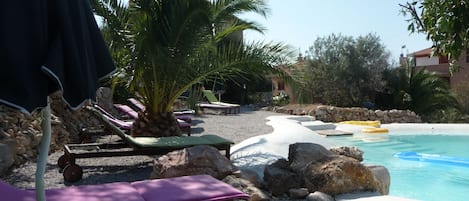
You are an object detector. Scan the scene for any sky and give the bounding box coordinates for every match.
[240,0,432,62]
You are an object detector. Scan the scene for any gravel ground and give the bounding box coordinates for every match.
[1,106,280,189]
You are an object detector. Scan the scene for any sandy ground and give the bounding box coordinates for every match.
[1,106,280,189]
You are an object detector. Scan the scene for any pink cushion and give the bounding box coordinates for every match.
[44,182,145,201]
[0,180,35,201]
[0,181,145,201]
[1,175,248,201]
[131,175,249,201]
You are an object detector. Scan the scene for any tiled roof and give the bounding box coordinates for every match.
[410,47,433,57]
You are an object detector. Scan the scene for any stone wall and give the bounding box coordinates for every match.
[0,92,101,176]
[271,104,422,123]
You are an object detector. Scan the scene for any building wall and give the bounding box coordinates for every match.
[450,51,469,87]
[413,50,469,88]
[415,56,439,66]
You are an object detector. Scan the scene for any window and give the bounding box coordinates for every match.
[439,55,449,64]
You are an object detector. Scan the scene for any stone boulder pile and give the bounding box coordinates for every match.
[263,143,390,199]
[151,143,390,201]
[0,105,68,175]
[0,91,104,176]
[271,104,421,123]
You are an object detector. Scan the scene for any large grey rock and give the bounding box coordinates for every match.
[151,145,236,179]
[237,168,263,188]
[303,155,379,195]
[367,165,390,195]
[0,142,15,175]
[288,143,333,171]
[264,159,302,196]
[306,191,335,201]
[330,146,364,161]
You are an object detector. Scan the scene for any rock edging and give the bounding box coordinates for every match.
[269,104,422,123]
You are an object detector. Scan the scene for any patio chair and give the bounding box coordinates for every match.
[0,175,250,201]
[113,103,192,135]
[57,106,234,182]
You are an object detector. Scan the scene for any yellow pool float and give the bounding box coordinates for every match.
[361,127,389,133]
[339,120,381,127]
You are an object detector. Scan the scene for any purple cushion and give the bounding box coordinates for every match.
[0,180,36,201]
[0,180,145,201]
[114,104,139,119]
[131,175,249,201]
[106,115,133,130]
[177,119,191,128]
[175,114,192,123]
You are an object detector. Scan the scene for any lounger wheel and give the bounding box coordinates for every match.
[63,164,83,182]
[57,155,75,172]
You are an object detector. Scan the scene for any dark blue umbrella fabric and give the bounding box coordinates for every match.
[0,0,115,201]
[0,0,115,114]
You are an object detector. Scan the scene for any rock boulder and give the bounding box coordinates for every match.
[303,155,379,195]
[329,146,363,161]
[0,142,15,175]
[151,145,236,179]
[264,159,302,196]
[288,143,333,171]
[367,165,390,195]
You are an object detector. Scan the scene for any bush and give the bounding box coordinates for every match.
[272,91,289,106]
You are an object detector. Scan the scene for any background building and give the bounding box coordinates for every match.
[411,48,469,88]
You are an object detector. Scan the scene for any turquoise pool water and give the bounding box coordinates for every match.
[332,134,469,201]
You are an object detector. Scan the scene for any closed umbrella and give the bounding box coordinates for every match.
[0,0,115,201]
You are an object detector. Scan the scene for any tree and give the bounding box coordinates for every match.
[92,0,292,137]
[302,33,391,107]
[400,0,469,71]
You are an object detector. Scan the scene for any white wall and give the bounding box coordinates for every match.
[415,56,439,66]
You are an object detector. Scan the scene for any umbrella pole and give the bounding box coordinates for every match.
[36,97,51,201]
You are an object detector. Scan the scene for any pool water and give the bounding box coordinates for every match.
[331,134,469,201]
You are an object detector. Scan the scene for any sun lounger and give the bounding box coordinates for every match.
[202,90,240,114]
[197,103,240,115]
[113,104,191,135]
[316,129,353,136]
[0,175,250,201]
[58,106,234,182]
[126,98,193,123]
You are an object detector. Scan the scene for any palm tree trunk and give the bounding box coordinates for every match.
[131,111,182,137]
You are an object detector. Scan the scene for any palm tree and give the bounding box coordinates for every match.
[393,58,459,120]
[92,0,292,137]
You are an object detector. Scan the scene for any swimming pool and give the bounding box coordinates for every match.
[332,132,469,201]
